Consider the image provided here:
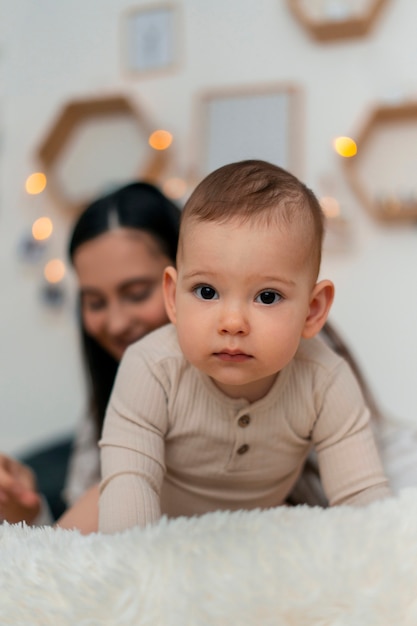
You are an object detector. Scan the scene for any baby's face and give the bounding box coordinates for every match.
[165,218,322,402]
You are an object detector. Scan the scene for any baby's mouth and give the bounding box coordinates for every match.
[214,350,253,362]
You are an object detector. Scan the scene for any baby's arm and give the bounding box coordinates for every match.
[98,346,168,533]
[313,361,392,506]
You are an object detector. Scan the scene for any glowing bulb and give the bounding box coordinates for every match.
[333,136,357,158]
[148,130,173,151]
[320,196,341,219]
[162,177,187,199]
[25,172,47,195]
[44,259,65,283]
[32,217,53,241]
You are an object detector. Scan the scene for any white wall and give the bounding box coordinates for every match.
[1,0,417,456]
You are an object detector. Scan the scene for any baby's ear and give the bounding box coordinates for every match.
[302,280,335,339]
[163,266,178,325]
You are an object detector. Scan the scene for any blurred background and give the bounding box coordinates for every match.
[1,0,417,456]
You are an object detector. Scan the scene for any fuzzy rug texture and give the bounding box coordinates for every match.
[2,489,417,626]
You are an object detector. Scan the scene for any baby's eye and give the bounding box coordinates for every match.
[194,285,218,300]
[255,291,281,305]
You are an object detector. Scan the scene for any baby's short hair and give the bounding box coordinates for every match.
[180,159,325,277]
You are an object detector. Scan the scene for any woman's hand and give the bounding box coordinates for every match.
[0,454,41,524]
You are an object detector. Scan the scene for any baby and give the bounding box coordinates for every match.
[99,159,391,533]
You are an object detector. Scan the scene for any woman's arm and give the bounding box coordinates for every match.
[54,413,101,534]
[55,483,99,534]
[62,413,100,508]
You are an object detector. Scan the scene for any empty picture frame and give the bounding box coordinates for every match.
[196,84,303,180]
[123,4,177,74]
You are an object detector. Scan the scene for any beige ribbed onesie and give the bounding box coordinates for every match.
[99,323,391,533]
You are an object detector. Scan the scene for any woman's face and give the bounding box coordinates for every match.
[73,228,173,361]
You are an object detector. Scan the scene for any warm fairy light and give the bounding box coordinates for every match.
[162,177,187,199]
[320,196,341,219]
[25,172,47,195]
[148,130,173,151]
[32,217,53,241]
[333,136,357,158]
[44,259,65,283]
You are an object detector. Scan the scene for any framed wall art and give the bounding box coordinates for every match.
[122,3,178,75]
[193,83,303,183]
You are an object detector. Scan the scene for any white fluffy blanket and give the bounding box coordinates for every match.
[2,489,417,625]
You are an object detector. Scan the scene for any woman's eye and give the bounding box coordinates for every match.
[126,289,153,303]
[194,285,218,300]
[256,291,281,305]
[82,299,105,312]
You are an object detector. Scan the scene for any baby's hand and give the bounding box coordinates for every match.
[0,454,41,524]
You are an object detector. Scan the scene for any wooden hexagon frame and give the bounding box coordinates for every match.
[288,0,389,42]
[37,94,170,213]
[343,101,417,222]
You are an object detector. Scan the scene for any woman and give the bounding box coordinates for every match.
[1,181,415,530]
[0,181,181,529]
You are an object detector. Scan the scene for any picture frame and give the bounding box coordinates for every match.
[193,83,303,183]
[122,3,178,75]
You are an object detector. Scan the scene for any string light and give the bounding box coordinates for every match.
[44,259,65,283]
[333,136,357,158]
[162,177,187,200]
[32,217,53,241]
[25,172,47,195]
[320,196,341,219]
[148,130,173,150]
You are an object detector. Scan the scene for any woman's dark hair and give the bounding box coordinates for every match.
[321,321,383,422]
[69,181,181,437]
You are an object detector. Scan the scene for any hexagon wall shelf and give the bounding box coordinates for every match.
[37,94,171,213]
[343,101,417,222]
[288,0,389,42]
